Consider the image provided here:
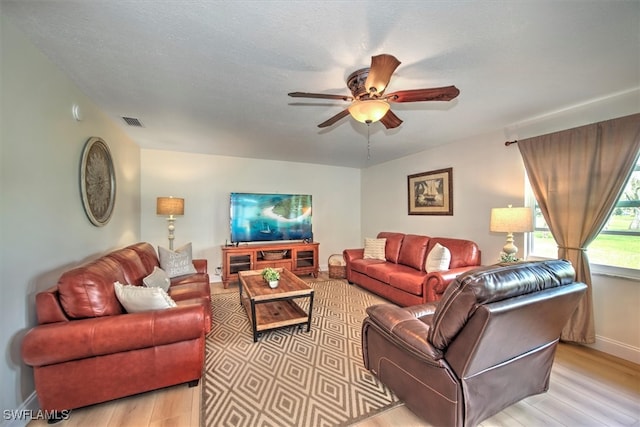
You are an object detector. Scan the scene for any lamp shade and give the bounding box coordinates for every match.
[490,206,533,233]
[156,197,184,216]
[348,99,390,123]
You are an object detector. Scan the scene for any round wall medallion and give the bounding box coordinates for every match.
[80,137,116,226]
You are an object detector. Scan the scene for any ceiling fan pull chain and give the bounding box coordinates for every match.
[367,122,371,160]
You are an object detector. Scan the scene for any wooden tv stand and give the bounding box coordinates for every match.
[221,241,319,289]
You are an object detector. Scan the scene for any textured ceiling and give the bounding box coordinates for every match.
[2,1,639,168]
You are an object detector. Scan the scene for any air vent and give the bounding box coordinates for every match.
[122,116,144,127]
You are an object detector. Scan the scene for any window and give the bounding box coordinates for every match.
[529,157,640,274]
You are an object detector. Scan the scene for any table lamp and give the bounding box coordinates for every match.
[490,205,534,260]
[156,197,184,250]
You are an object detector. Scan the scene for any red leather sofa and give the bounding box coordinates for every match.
[21,242,211,418]
[344,232,481,306]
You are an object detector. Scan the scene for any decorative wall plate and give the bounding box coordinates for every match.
[80,137,116,226]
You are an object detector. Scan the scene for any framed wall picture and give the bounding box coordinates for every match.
[80,137,116,226]
[407,167,453,215]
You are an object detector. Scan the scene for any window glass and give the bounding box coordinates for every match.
[530,157,640,271]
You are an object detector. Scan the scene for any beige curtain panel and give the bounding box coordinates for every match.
[517,113,640,344]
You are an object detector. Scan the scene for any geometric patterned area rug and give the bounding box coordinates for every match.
[202,279,401,427]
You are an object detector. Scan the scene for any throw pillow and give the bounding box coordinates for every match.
[426,243,452,273]
[363,238,387,260]
[158,242,198,278]
[114,281,177,313]
[143,266,170,292]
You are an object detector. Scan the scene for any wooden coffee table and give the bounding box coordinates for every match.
[238,268,314,342]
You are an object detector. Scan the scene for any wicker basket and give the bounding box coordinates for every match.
[262,250,287,261]
[328,254,346,279]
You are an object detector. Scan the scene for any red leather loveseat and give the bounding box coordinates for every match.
[344,232,481,306]
[21,242,211,418]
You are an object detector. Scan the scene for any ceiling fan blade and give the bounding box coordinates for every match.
[318,109,350,128]
[386,85,460,103]
[288,92,352,101]
[365,54,401,95]
[380,110,403,129]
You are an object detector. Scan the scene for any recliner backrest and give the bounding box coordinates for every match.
[428,260,577,350]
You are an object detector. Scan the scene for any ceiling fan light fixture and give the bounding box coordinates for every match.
[348,99,390,124]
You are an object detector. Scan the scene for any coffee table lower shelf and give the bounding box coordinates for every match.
[241,297,312,342]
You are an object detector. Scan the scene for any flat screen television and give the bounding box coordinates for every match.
[229,192,313,243]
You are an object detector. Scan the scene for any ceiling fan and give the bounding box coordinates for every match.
[288,54,460,129]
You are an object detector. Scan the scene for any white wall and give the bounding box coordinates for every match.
[360,91,640,363]
[140,150,362,278]
[1,16,141,413]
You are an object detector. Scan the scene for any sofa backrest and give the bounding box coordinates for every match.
[428,260,578,350]
[377,232,406,263]
[106,248,150,286]
[127,242,161,271]
[426,237,481,269]
[57,257,126,319]
[397,234,430,271]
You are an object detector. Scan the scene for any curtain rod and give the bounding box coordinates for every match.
[504,140,518,146]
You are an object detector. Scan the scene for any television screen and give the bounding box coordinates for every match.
[230,193,312,243]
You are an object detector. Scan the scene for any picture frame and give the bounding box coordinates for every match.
[80,137,116,226]
[407,167,453,215]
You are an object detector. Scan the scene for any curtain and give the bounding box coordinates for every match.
[517,113,640,343]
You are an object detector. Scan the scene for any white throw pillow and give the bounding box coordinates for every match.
[158,243,198,278]
[143,266,170,292]
[363,238,387,260]
[426,243,452,273]
[114,281,177,313]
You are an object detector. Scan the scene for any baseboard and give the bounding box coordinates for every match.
[587,335,640,365]
[0,392,39,427]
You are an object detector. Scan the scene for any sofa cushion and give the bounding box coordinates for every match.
[158,243,198,278]
[377,232,405,263]
[429,260,576,350]
[388,267,427,296]
[350,258,386,275]
[168,282,211,302]
[365,262,401,284]
[114,282,177,313]
[397,234,430,271]
[171,273,211,287]
[143,266,171,291]
[364,238,386,260]
[426,243,451,273]
[58,257,125,319]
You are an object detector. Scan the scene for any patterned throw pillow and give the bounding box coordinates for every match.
[143,266,171,291]
[363,238,387,260]
[426,243,451,273]
[158,243,198,278]
[114,281,177,313]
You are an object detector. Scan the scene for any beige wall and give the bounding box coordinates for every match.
[1,16,141,411]
[140,149,362,276]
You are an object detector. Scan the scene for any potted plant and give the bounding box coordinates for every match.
[262,267,280,288]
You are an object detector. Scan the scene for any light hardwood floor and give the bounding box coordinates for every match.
[28,279,640,427]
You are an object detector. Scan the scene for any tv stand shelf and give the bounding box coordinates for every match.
[222,242,319,289]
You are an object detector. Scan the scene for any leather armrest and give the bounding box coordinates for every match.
[365,304,443,361]
[343,248,364,263]
[22,304,205,367]
[193,259,207,274]
[425,266,480,301]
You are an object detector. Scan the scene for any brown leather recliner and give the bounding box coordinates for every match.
[362,260,587,427]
